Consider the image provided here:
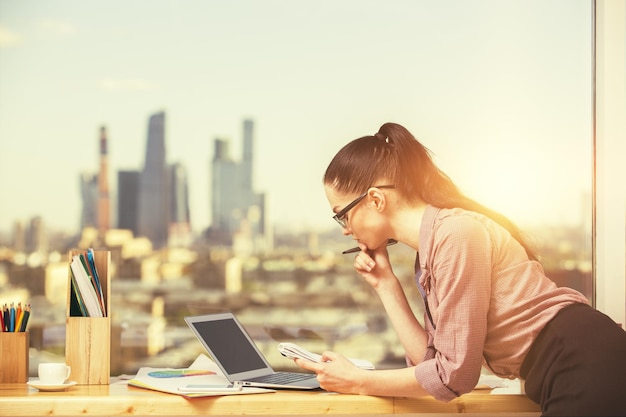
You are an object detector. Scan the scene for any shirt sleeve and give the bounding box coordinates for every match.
[414,214,493,402]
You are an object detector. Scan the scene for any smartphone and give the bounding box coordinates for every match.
[178,382,243,393]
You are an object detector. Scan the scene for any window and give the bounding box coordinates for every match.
[0,1,603,375]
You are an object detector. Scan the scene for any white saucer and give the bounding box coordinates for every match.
[27,380,77,391]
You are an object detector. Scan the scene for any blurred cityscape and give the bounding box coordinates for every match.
[0,112,592,377]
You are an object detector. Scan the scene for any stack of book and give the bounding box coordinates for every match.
[68,249,106,317]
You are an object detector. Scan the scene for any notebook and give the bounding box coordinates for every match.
[184,313,320,390]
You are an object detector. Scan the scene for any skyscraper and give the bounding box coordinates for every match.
[241,119,254,195]
[12,220,25,253]
[80,172,98,231]
[27,216,48,256]
[117,170,140,236]
[209,119,269,250]
[168,162,192,247]
[97,126,110,234]
[210,138,238,242]
[138,111,169,249]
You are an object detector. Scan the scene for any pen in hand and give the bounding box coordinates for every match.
[342,239,398,254]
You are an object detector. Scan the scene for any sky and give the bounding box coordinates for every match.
[0,0,593,237]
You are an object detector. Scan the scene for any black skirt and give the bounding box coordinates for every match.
[520,303,626,416]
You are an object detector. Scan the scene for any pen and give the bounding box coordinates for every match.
[15,302,22,332]
[9,302,15,332]
[2,304,7,332]
[19,305,30,332]
[342,239,398,254]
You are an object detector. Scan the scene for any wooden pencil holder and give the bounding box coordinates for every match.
[0,332,29,383]
[65,250,111,385]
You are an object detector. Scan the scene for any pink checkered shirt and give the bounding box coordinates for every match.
[412,206,588,402]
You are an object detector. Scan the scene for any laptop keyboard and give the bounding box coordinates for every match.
[247,372,315,385]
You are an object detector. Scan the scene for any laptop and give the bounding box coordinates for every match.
[184,313,320,390]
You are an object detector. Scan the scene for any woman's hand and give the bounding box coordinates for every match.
[353,243,397,290]
[294,351,367,394]
[294,351,430,398]
[353,242,429,364]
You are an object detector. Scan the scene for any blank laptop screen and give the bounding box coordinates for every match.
[190,318,268,375]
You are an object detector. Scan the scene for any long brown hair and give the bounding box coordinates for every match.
[323,122,538,261]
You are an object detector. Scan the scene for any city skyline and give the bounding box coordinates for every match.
[0,1,593,236]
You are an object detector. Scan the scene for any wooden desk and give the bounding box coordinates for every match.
[0,383,540,416]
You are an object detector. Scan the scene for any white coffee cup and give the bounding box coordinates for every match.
[38,363,71,385]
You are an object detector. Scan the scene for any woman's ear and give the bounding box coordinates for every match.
[367,188,387,213]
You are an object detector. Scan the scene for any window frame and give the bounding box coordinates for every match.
[593,0,626,327]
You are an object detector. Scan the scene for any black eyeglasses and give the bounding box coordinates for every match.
[332,185,395,228]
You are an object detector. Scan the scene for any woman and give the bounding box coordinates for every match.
[294,122,626,416]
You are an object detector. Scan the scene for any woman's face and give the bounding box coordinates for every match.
[325,184,390,251]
